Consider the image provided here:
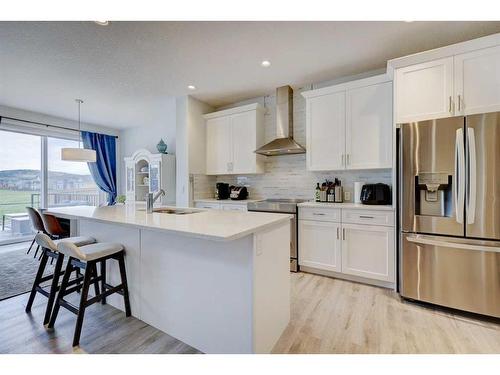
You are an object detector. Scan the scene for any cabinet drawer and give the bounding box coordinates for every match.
[342,209,394,227]
[299,207,341,222]
[221,204,247,212]
[194,202,221,210]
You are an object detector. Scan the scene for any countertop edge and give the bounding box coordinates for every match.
[46,209,292,242]
[297,202,394,211]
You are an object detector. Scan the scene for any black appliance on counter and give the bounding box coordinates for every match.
[230,186,248,200]
[360,183,391,205]
[215,183,230,200]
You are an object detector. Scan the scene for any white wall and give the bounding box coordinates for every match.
[119,97,177,194]
[176,96,214,207]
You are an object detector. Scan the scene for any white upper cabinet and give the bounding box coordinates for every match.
[454,45,500,116]
[395,43,500,122]
[305,90,345,171]
[205,104,264,175]
[303,74,393,171]
[346,81,393,169]
[231,110,259,174]
[206,116,232,175]
[395,57,454,123]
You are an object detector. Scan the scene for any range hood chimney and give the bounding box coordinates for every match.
[254,85,306,156]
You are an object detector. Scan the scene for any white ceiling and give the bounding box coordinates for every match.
[1,21,500,129]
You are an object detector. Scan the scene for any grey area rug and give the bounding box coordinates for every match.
[0,245,56,301]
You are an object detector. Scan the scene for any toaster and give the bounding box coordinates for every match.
[230,186,248,200]
[360,183,391,205]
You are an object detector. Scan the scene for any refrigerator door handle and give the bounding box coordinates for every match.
[406,234,500,253]
[467,127,476,224]
[454,128,465,224]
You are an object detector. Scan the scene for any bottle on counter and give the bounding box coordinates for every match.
[327,186,335,202]
[334,179,343,203]
[315,183,321,202]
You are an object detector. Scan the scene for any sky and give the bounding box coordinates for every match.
[0,130,91,175]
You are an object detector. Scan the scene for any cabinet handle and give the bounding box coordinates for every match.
[341,154,345,166]
[312,212,326,216]
[458,95,461,111]
[449,96,452,113]
[347,154,350,166]
[336,227,339,239]
[359,215,374,219]
[342,228,346,240]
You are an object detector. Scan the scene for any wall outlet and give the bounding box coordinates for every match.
[344,191,351,201]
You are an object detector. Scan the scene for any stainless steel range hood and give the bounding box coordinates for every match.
[255,85,306,156]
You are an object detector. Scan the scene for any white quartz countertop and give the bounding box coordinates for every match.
[194,198,263,205]
[46,205,291,242]
[298,201,394,211]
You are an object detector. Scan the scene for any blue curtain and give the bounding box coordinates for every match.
[81,131,117,205]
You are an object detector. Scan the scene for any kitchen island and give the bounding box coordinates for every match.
[46,205,292,354]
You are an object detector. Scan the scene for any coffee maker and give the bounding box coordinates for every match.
[215,182,230,200]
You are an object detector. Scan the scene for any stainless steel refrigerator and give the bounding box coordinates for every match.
[399,112,500,318]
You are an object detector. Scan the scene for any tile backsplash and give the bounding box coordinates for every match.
[193,84,392,202]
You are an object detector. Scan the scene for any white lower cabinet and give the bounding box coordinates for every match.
[341,223,395,282]
[299,220,342,272]
[298,207,395,286]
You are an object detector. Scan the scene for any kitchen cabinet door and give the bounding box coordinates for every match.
[454,45,500,116]
[341,223,395,282]
[220,203,247,212]
[306,91,345,171]
[231,111,258,174]
[395,57,454,123]
[345,81,393,169]
[125,162,135,203]
[206,116,232,175]
[149,160,160,194]
[298,219,341,272]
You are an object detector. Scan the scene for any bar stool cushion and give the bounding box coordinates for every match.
[34,232,96,252]
[57,241,123,262]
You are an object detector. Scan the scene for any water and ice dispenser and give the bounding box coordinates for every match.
[415,172,452,217]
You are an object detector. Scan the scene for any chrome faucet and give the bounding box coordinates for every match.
[146,189,165,213]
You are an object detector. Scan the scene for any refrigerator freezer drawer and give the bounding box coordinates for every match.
[401,233,500,318]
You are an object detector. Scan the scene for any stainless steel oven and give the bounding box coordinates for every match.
[248,199,305,272]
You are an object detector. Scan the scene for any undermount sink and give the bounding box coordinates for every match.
[138,208,202,215]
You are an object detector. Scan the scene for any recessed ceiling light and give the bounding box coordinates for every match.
[187,85,196,90]
[261,60,271,68]
[94,21,109,26]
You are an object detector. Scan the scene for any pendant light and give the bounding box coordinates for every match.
[61,99,97,162]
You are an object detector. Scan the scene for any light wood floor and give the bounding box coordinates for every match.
[273,272,500,354]
[0,290,200,354]
[1,272,499,354]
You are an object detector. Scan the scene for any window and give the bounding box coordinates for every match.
[0,128,101,244]
[47,137,100,207]
[0,130,42,243]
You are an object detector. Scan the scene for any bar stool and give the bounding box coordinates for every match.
[26,207,47,257]
[48,241,131,347]
[25,233,96,325]
[40,213,69,239]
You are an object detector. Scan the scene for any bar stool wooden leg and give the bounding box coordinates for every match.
[90,263,100,297]
[117,253,131,317]
[25,249,49,313]
[47,259,74,329]
[73,262,93,347]
[43,253,64,325]
[100,259,106,305]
